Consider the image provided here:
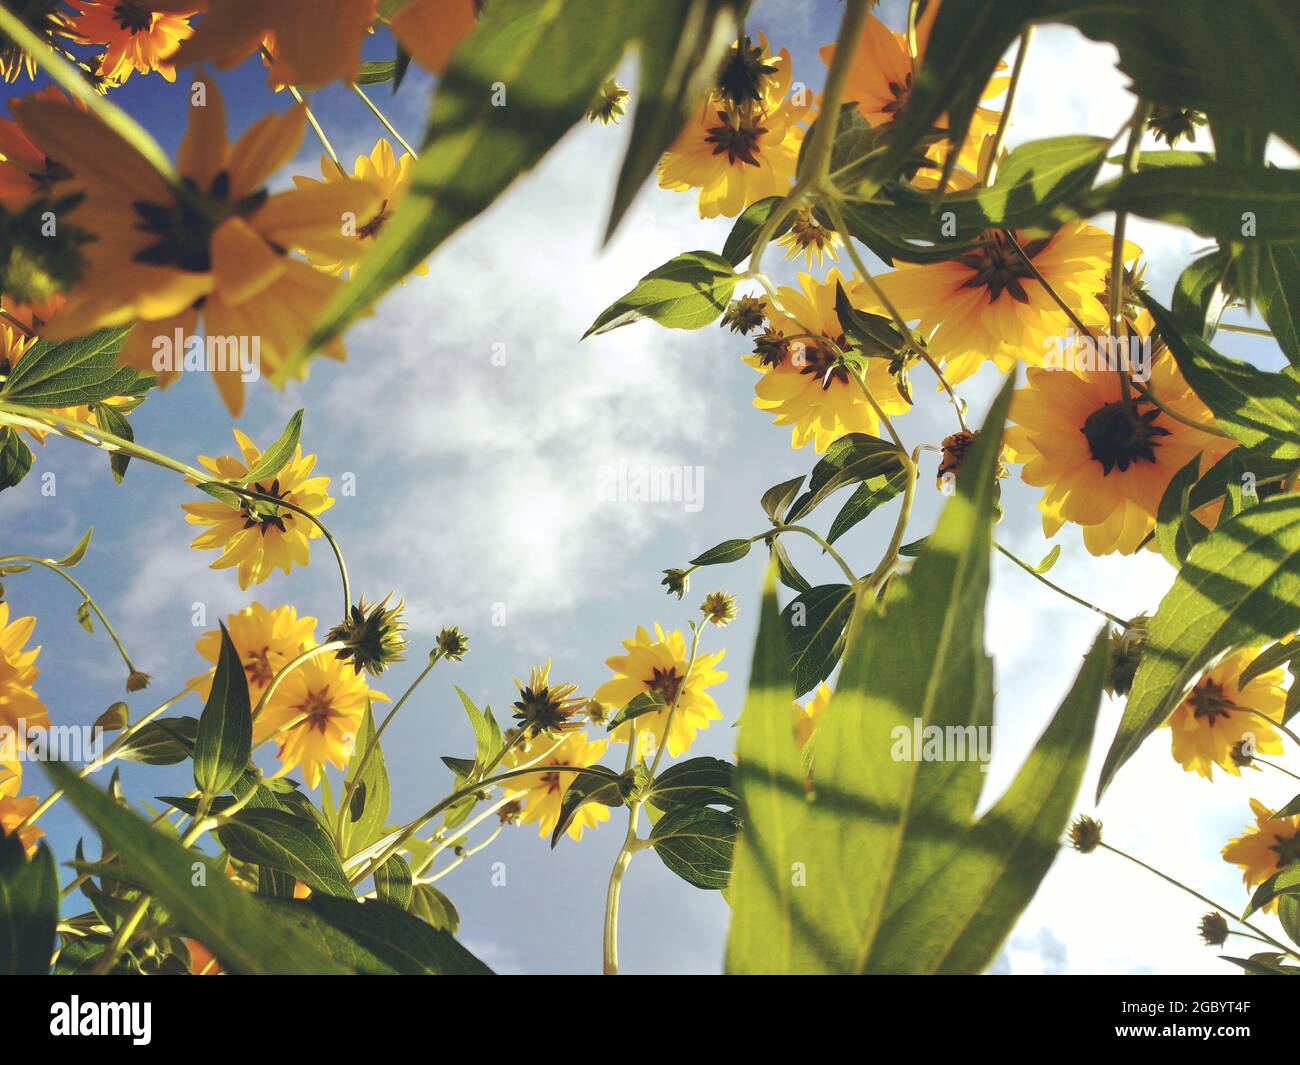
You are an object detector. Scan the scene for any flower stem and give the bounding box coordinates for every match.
[1110,98,1151,408]
[981,28,1032,185]
[760,524,859,586]
[351,82,419,157]
[251,641,349,723]
[995,542,1127,626]
[603,800,642,975]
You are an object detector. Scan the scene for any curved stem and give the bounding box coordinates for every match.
[415,792,521,879]
[251,641,348,722]
[351,82,419,158]
[862,447,919,596]
[1110,98,1151,409]
[1254,756,1300,784]
[995,543,1127,626]
[764,524,859,586]
[603,800,641,975]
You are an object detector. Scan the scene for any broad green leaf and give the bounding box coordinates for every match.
[604,0,744,238]
[876,631,1109,973]
[411,883,460,932]
[235,409,302,486]
[94,702,129,732]
[1281,896,1300,948]
[298,0,725,368]
[1240,641,1300,687]
[1219,952,1300,975]
[1078,165,1300,243]
[340,702,390,857]
[781,583,856,696]
[1244,864,1300,918]
[0,328,150,408]
[1097,495,1300,798]
[725,564,802,973]
[584,251,737,337]
[647,757,737,811]
[827,466,910,544]
[1156,454,1209,567]
[689,538,751,566]
[605,690,666,731]
[649,805,739,890]
[0,835,57,975]
[721,196,792,266]
[0,427,33,492]
[373,854,414,910]
[46,762,348,974]
[217,808,353,899]
[550,771,626,848]
[193,622,253,796]
[112,717,199,765]
[834,281,905,358]
[454,687,503,775]
[1142,293,1300,456]
[260,896,491,974]
[1253,244,1300,368]
[785,433,905,523]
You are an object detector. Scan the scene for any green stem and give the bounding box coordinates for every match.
[351,82,419,158]
[762,524,859,586]
[862,447,919,596]
[603,800,641,975]
[1217,324,1273,338]
[251,641,348,723]
[1110,98,1151,409]
[1254,756,1300,784]
[995,543,1127,626]
[981,28,1032,185]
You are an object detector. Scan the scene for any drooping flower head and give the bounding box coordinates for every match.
[501,730,610,842]
[0,86,80,208]
[64,1,198,84]
[181,429,334,588]
[1005,349,1236,555]
[745,269,909,452]
[189,602,318,706]
[511,662,584,737]
[1163,647,1287,780]
[778,206,841,269]
[254,655,387,789]
[1223,798,1300,909]
[15,79,379,414]
[594,624,727,759]
[658,36,808,219]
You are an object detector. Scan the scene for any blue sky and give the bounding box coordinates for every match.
[3,0,1296,974]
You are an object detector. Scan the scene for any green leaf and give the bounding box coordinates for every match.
[782,583,856,696]
[75,599,93,634]
[1033,544,1061,574]
[1078,165,1300,243]
[722,196,793,266]
[785,433,905,524]
[94,702,129,732]
[297,0,716,369]
[770,537,812,595]
[339,702,390,858]
[357,59,400,84]
[689,538,751,567]
[112,717,199,765]
[604,0,744,238]
[411,883,460,933]
[1280,896,1300,948]
[1253,244,1300,368]
[1142,293,1300,456]
[760,474,805,525]
[0,835,57,975]
[0,427,33,492]
[373,854,413,910]
[583,250,737,337]
[0,327,151,407]
[260,896,491,974]
[49,527,92,567]
[647,757,737,811]
[193,622,253,796]
[550,771,626,848]
[834,281,905,358]
[1219,952,1300,975]
[1240,641,1300,687]
[217,808,353,899]
[1156,454,1209,567]
[1097,495,1300,798]
[92,402,134,483]
[725,563,801,972]
[827,466,910,544]
[1172,250,1233,341]
[235,409,302,486]
[605,690,666,732]
[649,805,739,890]
[45,762,348,974]
[454,687,503,775]
[1244,863,1300,918]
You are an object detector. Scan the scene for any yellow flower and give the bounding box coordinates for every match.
[778,206,841,269]
[502,730,610,842]
[793,681,832,748]
[188,602,318,707]
[0,86,79,208]
[594,624,727,759]
[291,138,427,277]
[64,1,197,84]
[254,655,386,790]
[388,0,478,75]
[658,38,807,219]
[181,429,334,589]
[1163,648,1287,780]
[745,269,909,452]
[873,224,1133,384]
[159,0,376,87]
[1223,798,1300,909]
[0,602,49,740]
[0,759,42,858]
[15,79,378,415]
[821,2,1007,185]
[1005,351,1236,555]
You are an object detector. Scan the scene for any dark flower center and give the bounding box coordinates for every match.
[954,232,1050,304]
[705,112,767,167]
[357,199,389,240]
[299,687,334,731]
[113,2,153,34]
[245,646,273,688]
[1081,399,1170,475]
[1272,832,1300,869]
[133,171,270,273]
[647,667,683,705]
[717,37,777,109]
[241,478,293,535]
[1187,680,1236,727]
[879,72,913,120]
[796,335,851,390]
